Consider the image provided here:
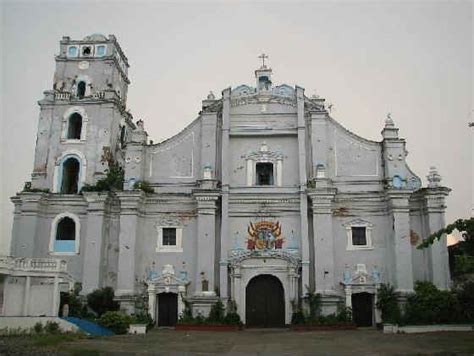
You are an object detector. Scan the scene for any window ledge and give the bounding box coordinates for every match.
[155,248,183,253]
[61,139,85,144]
[346,246,374,251]
[49,251,79,256]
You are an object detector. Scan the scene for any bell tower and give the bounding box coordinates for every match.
[255,53,273,92]
[31,34,134,193]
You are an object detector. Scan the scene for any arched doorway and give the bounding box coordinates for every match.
[351,292,373,327]
[246,274,285,327]
[61,157,80,194]
[157,293,178,327]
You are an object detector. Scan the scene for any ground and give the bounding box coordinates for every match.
[1,329,473,355]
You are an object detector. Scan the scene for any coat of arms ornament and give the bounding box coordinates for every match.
[246,221,284,250]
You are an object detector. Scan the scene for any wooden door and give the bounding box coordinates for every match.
[351,292,373,327]
[157,293,178,326]
[246,275,285,327]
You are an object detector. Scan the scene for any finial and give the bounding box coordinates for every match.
[207,91,215,100]
[136,119,144,130]
[258,53,269,68]
[385,112,394,127]
[427,166,442,188]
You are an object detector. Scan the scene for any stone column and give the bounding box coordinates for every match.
[219,88,231,298]
[193,191,220,294]
[309,186,337,294]
[82,192,108,294]
[116,191,144,312]
[296,86,310,292]
[147,285,156,321]
[388,190,414,293]
[344,285,352,309]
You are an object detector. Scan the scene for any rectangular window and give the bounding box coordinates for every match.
[162,228,176,246]
[256,162,274,185]
[96,45,106,57]
[156,227,183,252]
[351,227,367,246]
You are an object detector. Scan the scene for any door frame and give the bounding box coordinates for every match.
[228,252,300,325]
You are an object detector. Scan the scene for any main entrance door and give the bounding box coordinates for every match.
[246,274,285,327]
[351,292,373,327]
[157,293,178,326]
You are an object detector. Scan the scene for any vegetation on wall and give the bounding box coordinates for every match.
[81,162,124,193]
[133,180,154,193]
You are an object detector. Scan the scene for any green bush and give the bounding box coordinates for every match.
[33,322,44,334]
[44,321,60,334]
[404,281,462,325]
[132,312,154,330]
[336,305,352,323]
[208,299,225,324]
[98,311,132,334]
[86,287,119,316]
[456,280,474,321]
[376,284,401,324]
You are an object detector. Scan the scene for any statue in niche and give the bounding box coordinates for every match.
[200,272,209,292]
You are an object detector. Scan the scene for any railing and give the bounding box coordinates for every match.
[0,257,67,273]
[54,91,71,100]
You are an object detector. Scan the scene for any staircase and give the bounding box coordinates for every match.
[62,317,114,336]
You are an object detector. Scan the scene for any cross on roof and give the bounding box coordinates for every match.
[258,53,268,67]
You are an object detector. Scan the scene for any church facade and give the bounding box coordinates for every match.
[2,34,451,327]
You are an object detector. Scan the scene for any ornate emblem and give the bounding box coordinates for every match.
[246,221,284,250]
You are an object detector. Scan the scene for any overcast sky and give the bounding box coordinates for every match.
[0,0,472,253]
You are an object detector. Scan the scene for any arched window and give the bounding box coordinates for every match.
[77,81,86,98]
[61,157,80,194]
[50,213,80,254]
[67,113,82,139]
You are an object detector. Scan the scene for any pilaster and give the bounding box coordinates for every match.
[193,190,220,294]
[82,192,109,294]
[423,186,451,289]
[296,86,310,293]
[388,190,414,293]
[219,87,231,298]
[115,191,145,300]
[308,184,337,294]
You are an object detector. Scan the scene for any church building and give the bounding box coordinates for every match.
[1,34,451,327]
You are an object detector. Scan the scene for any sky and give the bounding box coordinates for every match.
[0,0,472,254]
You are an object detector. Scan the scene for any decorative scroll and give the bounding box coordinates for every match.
[247,221,284,250]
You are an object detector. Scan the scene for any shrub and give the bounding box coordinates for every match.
[33,322,44,334]
[44,321,60,334]
[208,299,225,324]
[456,280,474,321]
[376,284,401,324]
[132,312,154,330]
[291,308,306,325]
[98,311,132,334]
[87,287,119,316]
[336,305,352,323]
[404,281,462,324]
[305,292,321,323]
